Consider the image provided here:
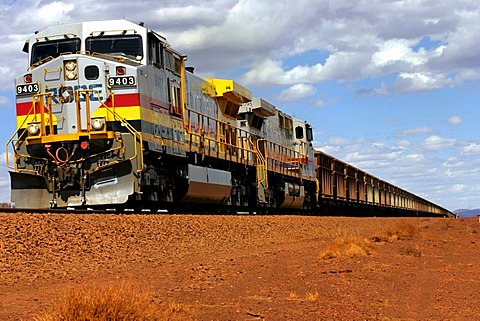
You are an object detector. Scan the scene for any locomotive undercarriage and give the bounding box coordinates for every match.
[10,127,137,208]
[135,145,316,214]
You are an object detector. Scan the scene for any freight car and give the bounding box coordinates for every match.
[314,151,452,217]
[6,19,452,217]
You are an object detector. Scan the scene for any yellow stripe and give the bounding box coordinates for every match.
[26,132,115,145]
[17,105,143,129]
[92,105,142,121]
[16,114,58,129]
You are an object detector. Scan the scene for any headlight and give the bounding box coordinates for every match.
[91,117,106,131]
[27,122,41,136]
[64,60,78,80]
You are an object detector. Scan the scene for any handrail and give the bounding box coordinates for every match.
[91,90,144,173]
[6,90,144,174]
[248,136,268,189]
[184,106,255,164]
[256,138,268,189]
[182,104,310,179]
[5,93,52,173]
[180,54,188,131]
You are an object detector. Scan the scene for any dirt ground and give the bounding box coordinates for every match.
[0,213,479,320]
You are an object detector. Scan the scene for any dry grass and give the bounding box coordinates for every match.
[319,233,372,259]
[288,292,299,300]
[399,246,422,257]
[439,220,454,230]
[466,224,477,235]
[287,291,319,301]
[34,283,193,321]
[305,292,319,302]
[385,222,419,240]
[320,222,424,260]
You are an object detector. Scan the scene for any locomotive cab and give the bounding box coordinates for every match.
[9,20,158,208]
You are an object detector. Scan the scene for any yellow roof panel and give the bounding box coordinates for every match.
[204,78,252,103]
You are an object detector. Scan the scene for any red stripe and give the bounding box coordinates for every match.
[16,93,141,116]
[103,93,140,108]
[16,102,34,116]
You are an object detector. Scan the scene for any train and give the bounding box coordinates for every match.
[6,19,453,217]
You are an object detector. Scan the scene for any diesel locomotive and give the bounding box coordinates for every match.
[6,19,452,216]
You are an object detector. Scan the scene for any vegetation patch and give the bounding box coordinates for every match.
[466,224,477,235]
[287,291,319,302]
[319,234,372,259]
[35,283,193,321]
[320,222,425,260]
[399,246,422,257]
[385,222,419,240]
[305,292,320,302]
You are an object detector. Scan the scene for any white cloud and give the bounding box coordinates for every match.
[241,51,372,87]
[398,140,411,147]
[11,1,75,33]
[462,143,480,155]
[241,59,282,86]
[448,115,462,126]
[0,0,478,91]
[455,69,480,82]
[395,127,433,137]
[450,184,467,193]
[370,38,445,71]
[405,154,425,163]
[0,64,16,89]
[0,152,11,203]
[422,135,456,151]
[241,59,325,86]
[153,5,227,28]
[278,84,316,101]
[0,152,6,166]
[394,72,455,93]
[38,2,74,21]
[435,9,480,69]
[0,95,10,108]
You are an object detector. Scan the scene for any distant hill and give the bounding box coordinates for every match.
[454,208,480,218]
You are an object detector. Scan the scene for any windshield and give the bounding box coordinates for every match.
[86,35,143,59]
[31,38,81,65]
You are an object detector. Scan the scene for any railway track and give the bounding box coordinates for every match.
[0,206,450,217]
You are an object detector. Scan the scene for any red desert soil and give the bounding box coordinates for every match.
[0,213,479,320]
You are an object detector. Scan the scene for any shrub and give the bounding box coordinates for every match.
[466,224,477,235]
[35,283,193,321]
[439,220,454,230]
[319,234,372,259]
[305,292,319,302]
[399,246,422,257]
[385,222,418,240]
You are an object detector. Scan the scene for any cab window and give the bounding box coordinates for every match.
[86,35,143,59]
[31,38,81,66]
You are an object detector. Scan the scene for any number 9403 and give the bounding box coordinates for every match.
[108,76,136,87]
[16,83,39,95]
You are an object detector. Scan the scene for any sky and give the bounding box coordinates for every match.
[0,0,479,211]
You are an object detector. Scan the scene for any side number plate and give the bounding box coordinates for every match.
[16,83,39,95]
[108,76,136,87]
